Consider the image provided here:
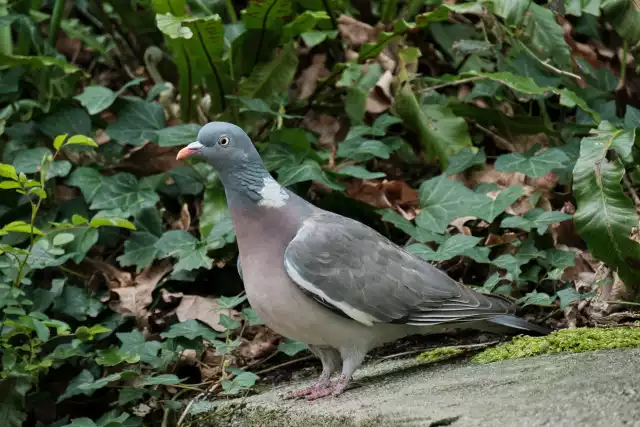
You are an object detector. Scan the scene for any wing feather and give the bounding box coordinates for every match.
[284,212,513,327]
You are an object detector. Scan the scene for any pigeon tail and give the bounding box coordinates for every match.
[488,315,551,335]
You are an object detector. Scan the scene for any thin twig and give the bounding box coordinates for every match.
[423,76,485,93]
[516,39,582,81]
[379,341,500,360]
[254,355,315,375]
[243,349,279,370]
[176,383,221,427]
[604,300,640,307]
[474,123,517,152]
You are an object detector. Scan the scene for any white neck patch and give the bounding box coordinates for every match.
[257,176,289,208]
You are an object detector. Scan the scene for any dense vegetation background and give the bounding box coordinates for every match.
[1,0,640,425]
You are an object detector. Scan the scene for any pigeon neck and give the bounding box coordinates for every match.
[221,163,290,210]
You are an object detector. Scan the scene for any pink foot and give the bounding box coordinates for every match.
[305,375,348,401]
[282,385,319,399]
[282,376,330,400]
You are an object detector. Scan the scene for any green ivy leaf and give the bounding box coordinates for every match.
[475,185,525,222]
[445,147,486,175]
[67,167,104,202]
[378,209,446,244]
[57,370,97,402]
[407,234,482,262]
[518,290,556,307]
[74,78,145,115]
[160,319,219,341]
[156,124,201,147]
[12,147,51,174]
[495,148,570,178]
[52,286,104,321]
[221,368,259,395]
[416,175,485,233]
[277,338,307,356]
[136,374,182,386]
[106,98,165,146]
[335,165,386,179]
[500,209,572,234]
[117,330,163,367]
[336,137,394,162]
[96,348,141,366]
[38,107,92,138]
[241,307,264,326]
[117,232,160,273]
[155,230,213,272]
[216,294,248,309]
[346,63,382,124]
[89,172,159,218]
[277,159,344,191]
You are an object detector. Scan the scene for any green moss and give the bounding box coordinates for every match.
[416,346,465,362]
[472,327,640,364]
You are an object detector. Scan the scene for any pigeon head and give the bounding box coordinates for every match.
[176,122,263,172]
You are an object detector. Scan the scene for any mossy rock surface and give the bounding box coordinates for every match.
[472,326,640,364]
[190,346,640,427]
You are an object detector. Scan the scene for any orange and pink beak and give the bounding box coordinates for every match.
[176,141,204,160]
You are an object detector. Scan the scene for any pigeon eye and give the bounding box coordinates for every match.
[218,135,230,146]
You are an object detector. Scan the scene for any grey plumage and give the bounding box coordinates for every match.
[177,122,550,400]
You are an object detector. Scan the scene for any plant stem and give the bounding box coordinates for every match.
[321,0,337,29]
[48,0,66,47]
[619,39,629,89]
[401,0,423,19]
[224,0,238,23]
[380,0,398,24]
[0,0,12,55]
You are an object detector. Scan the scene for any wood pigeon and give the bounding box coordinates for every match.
[176,122,550,400]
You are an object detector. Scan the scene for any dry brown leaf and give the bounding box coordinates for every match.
[551,201,579,246]
[176,295,240,332]
[161,288,183,303]
[337,15,377,47]
[297,54,330,100]
[345,179,418,209]
[94,129,111,145]
[238,327,279,360]
[108,261,172,322]
[90,259,133,289]
[302,112,341,147]
[376,51,396,72]
[468,165,526,189]
[485,232,518,247]
[449,216,476,234]
[119,142,183,175]
[528,171,559,195]
[172,203,191,230]
[366,70,394,115]
[55,185,76,201]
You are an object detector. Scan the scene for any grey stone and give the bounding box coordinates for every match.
[188,348,640,427]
